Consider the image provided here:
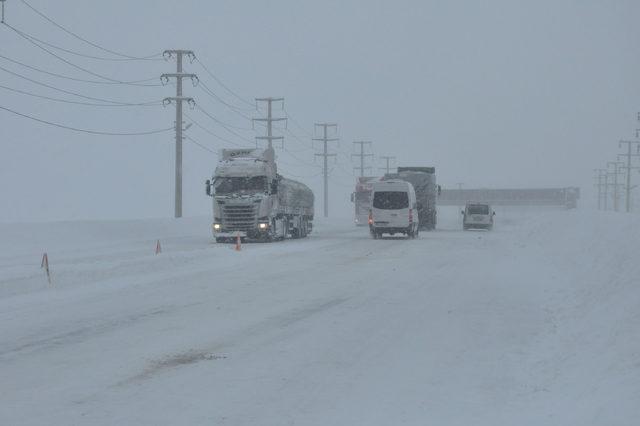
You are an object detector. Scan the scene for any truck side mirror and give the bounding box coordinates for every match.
[350,193,355,202]
[205,179,212,196]
[461,210,464,215]
[271,180,278,194]
[438,185,442,196]
[493,211,496,216]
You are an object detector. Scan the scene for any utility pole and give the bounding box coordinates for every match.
[161,49,197,218]
[352,141,373,177]
[593,169,605,210]
[253,98,286,149]
[379,156,396,175]
[456,183,464,210]
[607,161,625,212]
[618,139,640,213]
[1,0,6,23]
[313,123,338,217]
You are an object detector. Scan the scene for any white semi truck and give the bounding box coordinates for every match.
[205,147,314,242]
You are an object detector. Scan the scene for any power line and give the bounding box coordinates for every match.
[0,83,162,107]
[284,108,313,138]
[0,64,161,105]
[2,26,162,63]
[195,104,255,142]
[184,135,216,154]
[4,23,162,87]
[195,57,255,108]
[183,111,249,148]
[0,104,173,136]
[0,52,160,85]
[196,80,254,120]
[18,0,163,60]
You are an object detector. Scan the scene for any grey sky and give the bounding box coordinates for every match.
[1,0,639,222]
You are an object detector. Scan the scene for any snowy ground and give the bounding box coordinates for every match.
[1,207,639,425]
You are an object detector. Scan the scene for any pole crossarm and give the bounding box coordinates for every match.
[160,73,198,86]
[163,50,195,61]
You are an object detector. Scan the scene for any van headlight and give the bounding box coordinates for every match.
[213,223,221,230]
[258,222,268,229]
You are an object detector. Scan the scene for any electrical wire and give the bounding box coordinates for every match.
[196,80,255,120]
[184,135,216,154]
[195,58,256,108]
[0,84,162,107]
[19,0,163,61]
[4,23,162,87]
[0,104,173,136]
[183,111,250,148]
[0,52,160,85]
[194,105,256,143]
[0,64,162,105]
[284,108,314,138]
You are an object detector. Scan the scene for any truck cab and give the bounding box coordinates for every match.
[205,147,313,242]
[462,202,495,230]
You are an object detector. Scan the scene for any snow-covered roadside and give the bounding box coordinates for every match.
[0,209,638,425]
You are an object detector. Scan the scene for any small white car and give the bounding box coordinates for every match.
[369,180,419,239]
[462,202,495,230]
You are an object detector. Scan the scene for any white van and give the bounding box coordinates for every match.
[369,180,419,239]
[462,202,495,230]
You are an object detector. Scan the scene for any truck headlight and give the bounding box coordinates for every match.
[259,222,268,229]
[213,223,221,230]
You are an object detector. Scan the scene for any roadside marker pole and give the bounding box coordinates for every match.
[41,253,52,285]
[155,240,162,255]
[235,232,242,251]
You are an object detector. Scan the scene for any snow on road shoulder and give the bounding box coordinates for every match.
[0,209,639,425]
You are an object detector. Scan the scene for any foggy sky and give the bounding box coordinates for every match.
[1,0,639,222]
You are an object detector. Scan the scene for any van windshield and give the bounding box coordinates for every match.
[373,191,409,209]
[467,204,489,215]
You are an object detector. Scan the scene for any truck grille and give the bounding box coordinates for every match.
[222,205,257,230]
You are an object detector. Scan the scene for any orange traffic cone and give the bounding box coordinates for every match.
[155,240,162,255]
[235,232,241,251]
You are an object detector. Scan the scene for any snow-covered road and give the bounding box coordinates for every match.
[1,208,639,425]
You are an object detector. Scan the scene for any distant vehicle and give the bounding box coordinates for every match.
[383,167,439,230]
[462,202,495,230]
[351,176,378,226]
[205,147,314,242]
[369,180,419,239]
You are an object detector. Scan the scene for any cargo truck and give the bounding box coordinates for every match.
[383,167,440,230]
[205,147,314,242]
[350,176,378,226]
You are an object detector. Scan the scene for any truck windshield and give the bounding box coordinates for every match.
[467,204,489,215]
[373,191,409,209]
[214,176,267,195]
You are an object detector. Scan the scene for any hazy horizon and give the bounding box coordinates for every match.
[2,0,639,222]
